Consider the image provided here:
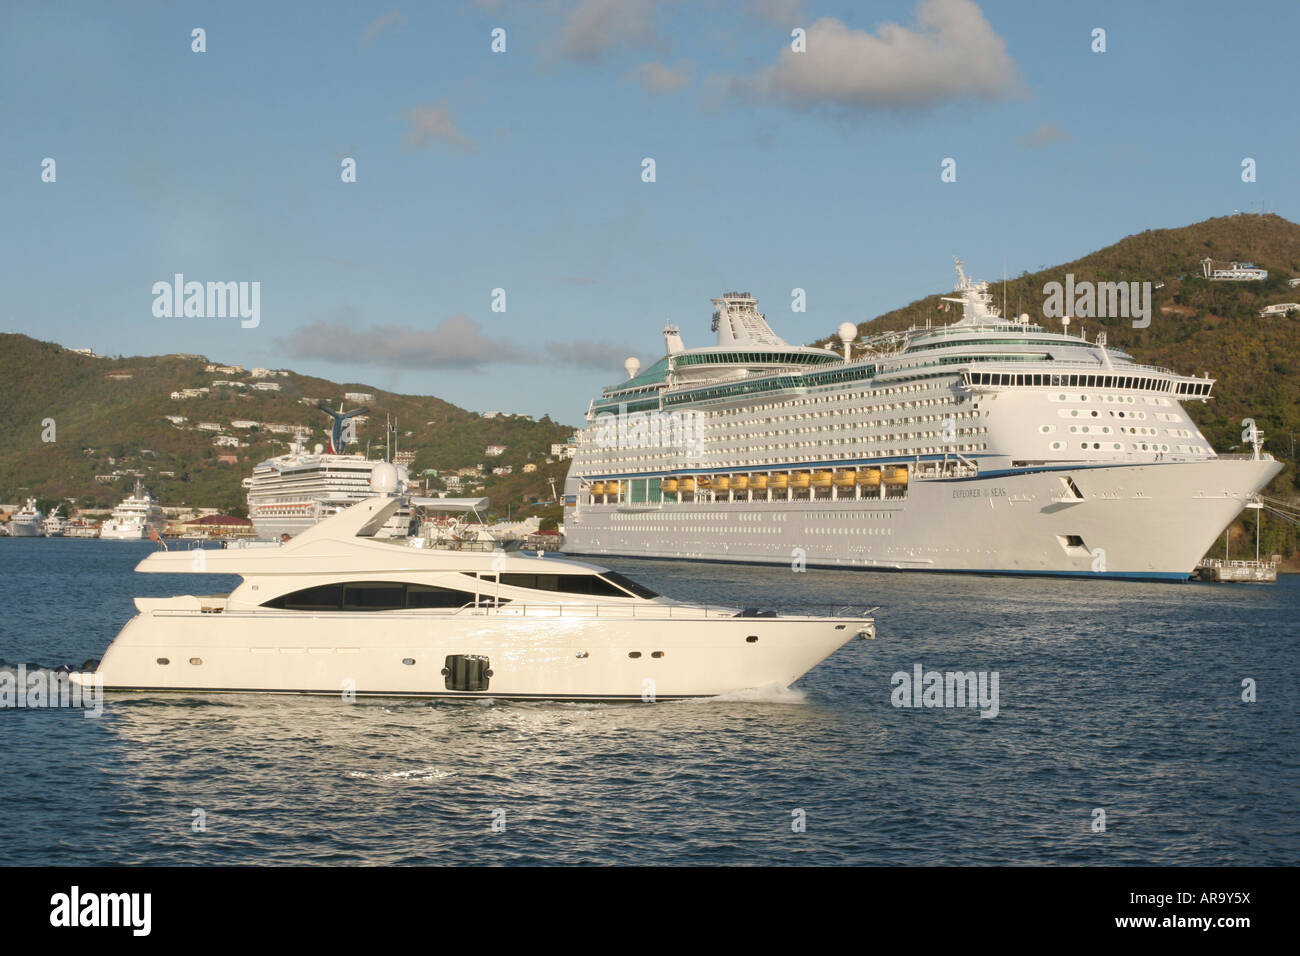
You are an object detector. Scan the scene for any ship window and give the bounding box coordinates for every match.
[600,571,660,600]
[343,582,405,611]
[263,582,485,611]
[265,583,343,610]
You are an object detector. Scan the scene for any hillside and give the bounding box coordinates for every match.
[813,213,1300,562]
[0,338,574,517]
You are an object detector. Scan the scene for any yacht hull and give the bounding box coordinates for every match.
[81,612,863,700]
[564,458,1283,580]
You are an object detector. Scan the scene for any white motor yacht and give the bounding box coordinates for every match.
[76,465,874,701]
[100,482,168,540]
[8,499,44,537]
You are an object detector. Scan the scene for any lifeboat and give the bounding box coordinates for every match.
[748,474,768,491]
[605,481,622,495]
[730,475,749,492]
[833,469,857,487]
[790,472,811,489]
[679,477,696,493]
[661,478,679,494]
[713,476,731,492]
[883,466,909,486]
[857,468,882,487]
[696,477,712,490]
[768,473,789,490]
[591,482,605,495]
[812,470,834,489]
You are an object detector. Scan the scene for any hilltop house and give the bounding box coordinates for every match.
[485,444,506,456]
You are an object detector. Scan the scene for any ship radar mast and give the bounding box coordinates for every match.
[941,257,1003,327]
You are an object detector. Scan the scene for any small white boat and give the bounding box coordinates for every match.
[43,514,68,537]
[76,467,874,701]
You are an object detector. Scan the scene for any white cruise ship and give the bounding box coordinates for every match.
[7,499,45,537]
[562,261,1283,581]
[100,483,168,540]
[245,403,413,540]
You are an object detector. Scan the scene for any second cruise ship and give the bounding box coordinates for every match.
[562,262,1282,580]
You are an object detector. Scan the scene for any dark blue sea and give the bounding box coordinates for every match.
[1,537,1296,865]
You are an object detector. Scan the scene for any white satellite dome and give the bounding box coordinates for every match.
[624,356,642,380]
[837,322,857,344]
[370,462,400,494]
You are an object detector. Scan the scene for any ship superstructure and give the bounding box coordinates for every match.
[562,262,1282,580]
[245,404,413,540]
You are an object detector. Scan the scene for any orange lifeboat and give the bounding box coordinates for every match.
[857,468,882,487]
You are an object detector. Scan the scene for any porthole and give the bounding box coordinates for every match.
[651,651,664,659]
[746,635,759,644]
[628,651,642,659]
[189,657,202,665]
[156,658,170,665]
[402,658,415,666]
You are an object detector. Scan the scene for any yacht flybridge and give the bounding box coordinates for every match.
[78,467,874,700]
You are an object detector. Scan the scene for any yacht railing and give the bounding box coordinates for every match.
[150,602,878,621]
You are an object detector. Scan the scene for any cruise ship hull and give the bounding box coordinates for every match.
[83,611,859,700]
[564,458,1282,580]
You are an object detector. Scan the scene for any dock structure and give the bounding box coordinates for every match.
[1194,558,1278,583]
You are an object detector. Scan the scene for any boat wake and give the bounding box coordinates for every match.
[347,766,455,781]
[691,683,808,705]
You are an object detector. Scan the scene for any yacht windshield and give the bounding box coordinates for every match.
[598,572,659,600]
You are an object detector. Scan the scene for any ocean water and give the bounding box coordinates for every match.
[1,537,1296,866]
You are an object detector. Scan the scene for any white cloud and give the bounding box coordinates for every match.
[627,60,693,94]
[557,0,660,62]
[361,9,405,50]
[1018,123,1070,148]
[544,339,642,370]
[402,102,477,152]
[730,0,1021,111]
[280,313,520,370]
[280,311,639,373]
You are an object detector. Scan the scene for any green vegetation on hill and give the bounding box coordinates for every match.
[814,213,1300,564]
[0,339,574,518]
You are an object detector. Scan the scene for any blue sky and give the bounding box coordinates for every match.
[4,0,1297,425]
